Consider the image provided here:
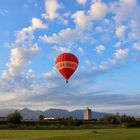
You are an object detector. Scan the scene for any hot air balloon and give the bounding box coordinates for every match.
[55,53,79,83]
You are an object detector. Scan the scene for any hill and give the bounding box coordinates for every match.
[0,108,111,120]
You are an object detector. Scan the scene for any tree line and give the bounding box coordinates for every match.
[100,113,136,124]
[1,111,139,129]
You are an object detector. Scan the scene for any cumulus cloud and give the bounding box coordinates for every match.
[95,26,104,33]
[128,30,140,41]
[40,28,83,44]
[2,17,45,79]
[53,46,71,54]
[2,71,10,80]
[0,78,58,109]
[96,44,106,54]
[42,0,60,20]
[113,0,137,23]
[76,0,87,5]
[15,18,46,46]
[72,11,89,29]
[85,58,117,72]
[26,69,36,79]
[31,18,47,29]
[7,45,40,77]
[128,20,140,41]
[114,1,140,41]
[115,25,126,38]
[88,1,108,20]
[85,60,97,71]
[114,48,129,59]
[44,67,58,79]
[98,59,117,70]
[99,61,109,70]
[72,1,108,29]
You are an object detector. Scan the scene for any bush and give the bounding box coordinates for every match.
[7,110,23,124]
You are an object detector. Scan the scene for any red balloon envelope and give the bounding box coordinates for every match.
[55,53,79,83]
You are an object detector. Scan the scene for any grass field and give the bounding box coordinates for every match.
[0,128,139,140]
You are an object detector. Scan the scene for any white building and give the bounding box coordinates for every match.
[83,107,91,120]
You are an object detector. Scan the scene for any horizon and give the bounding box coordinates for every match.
[0,107,139,117]
[0,0,140,117]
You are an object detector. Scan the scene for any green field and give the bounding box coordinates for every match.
[0,129,139,140]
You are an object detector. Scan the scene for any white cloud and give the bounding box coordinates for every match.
[98,58,117,70]
[88,1,108,20]
[128,30,140,41]
[76,0,87,5]
[113,0,137,23]
[128,20,140,41]
[2,70,10,80]
[29,44,41,53]
[121,0,136,5]
[99,60,109,70]
[7,45,40,77]
[40,28,83,44]
[72,11,89,29]
[44,67,57,79]
[2,17,46,79]
[115,25,126,38]
[57,16,69,26]
[72,1,108,29]
[8,48,29,76]
[129,20,139,29]
[15,18,46,45]
[85,60,97,70]
[31,18,47,29]
[53,46,71,53]
[133,42,140,51]
[0,94,16,102]
[26,69,36,79]
[42,0,60,20]
[114,42,121,48]
[15,27,33,45]
[114,48,129,59]
[96,44,106,54]
[96,26,104,33]
[78,47,85,55]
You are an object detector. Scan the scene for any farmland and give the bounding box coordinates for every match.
[0,128,139,140]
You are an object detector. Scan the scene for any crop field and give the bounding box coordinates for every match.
[0,128,139,140]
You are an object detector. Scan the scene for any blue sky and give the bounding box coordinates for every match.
[0,0,140,116]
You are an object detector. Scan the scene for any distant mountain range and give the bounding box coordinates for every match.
[0,108,112,120]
